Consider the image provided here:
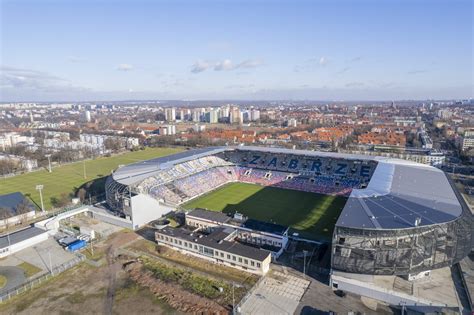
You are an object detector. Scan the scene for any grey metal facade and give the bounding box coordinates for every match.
[332,199,473,276]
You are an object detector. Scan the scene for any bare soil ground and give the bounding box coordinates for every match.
[0,230,253,314]
[0,231,178,315]
[0,262,178,315]
[127,239,259,288]
[125,259,228,314]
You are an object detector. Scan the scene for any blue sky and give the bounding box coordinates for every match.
[1,0,472,101]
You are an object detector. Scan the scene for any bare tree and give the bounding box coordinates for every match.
[0,207,12,228]
[15,199,33,215]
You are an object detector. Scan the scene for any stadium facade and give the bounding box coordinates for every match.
[105,146,473,277]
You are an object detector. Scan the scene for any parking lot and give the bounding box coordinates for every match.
[239,270,310,315]
[0,238,77,273]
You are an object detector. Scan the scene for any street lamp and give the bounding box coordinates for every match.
[232,282,243,315]
[36,184,45,212]
[303,250,308,277]
[45,154,52,173]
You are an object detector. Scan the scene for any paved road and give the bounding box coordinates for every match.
[0,266,26,294]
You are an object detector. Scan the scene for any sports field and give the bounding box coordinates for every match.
[0,147,182,210]
[183,182,347,240]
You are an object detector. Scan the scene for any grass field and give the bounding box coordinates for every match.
[17,261,43,278]
[0,147,182,210]
[183,182,347,240]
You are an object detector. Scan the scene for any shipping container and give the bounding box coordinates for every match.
[67,239,87,252]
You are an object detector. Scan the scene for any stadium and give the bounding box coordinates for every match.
[105,146,473,277]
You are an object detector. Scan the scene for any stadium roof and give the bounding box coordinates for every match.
[112,146,464,230]
[112,147,224,185]
[338,161,463,229]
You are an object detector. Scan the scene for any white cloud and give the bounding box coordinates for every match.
[407,69,428,75]
[214,59,234,71]
[116,64,134,71]
[237,59,264,69]
[0,65,90,100]
[336,66,351,74]
[1,65,69,89]
[191,60,211,73]
[191,58,263,73]
[294,57,330,72]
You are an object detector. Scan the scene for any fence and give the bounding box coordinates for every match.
[235,274,267,314]
[0,254,85,303]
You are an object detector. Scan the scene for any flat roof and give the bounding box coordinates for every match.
[243,218,288,236]
[0,226,47,249]
[187,208,231,224]
[0,192,35,217]
[157,226,271,261]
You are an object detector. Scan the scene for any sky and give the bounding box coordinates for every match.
[0,0,472,102]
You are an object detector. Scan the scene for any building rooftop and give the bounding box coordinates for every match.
[0,192,35,218]
[0,226,47,249]
[243,218,288,236]
[187,208,231,224]
[157,226,271,261]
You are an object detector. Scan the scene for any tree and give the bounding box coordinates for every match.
[0,159,17,175]
[15,199,33,215]
[104,138,122,152]
[77,188,87,202]
[50,193,71,208]
[14,199,33,224]
[0,207,12,228]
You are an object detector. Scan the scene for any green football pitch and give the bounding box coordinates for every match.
[183,182,347,240]
[0,147,182,210]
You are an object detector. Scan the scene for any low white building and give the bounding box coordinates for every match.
[156,226,272,275]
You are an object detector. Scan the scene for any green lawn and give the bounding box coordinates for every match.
[183,182,347,240]
[17,261,42,278]
[0,147,182,210]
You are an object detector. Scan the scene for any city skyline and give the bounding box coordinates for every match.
[1,0,473,102]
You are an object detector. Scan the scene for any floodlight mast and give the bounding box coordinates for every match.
[36,184,45,212]
[45,154,52,173]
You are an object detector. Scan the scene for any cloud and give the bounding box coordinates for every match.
[294,56,329,72]
[116,64,134,71]
[349,56,362,63]
[0,65,90,100]
[0,65,69,89]
[237,59,264,69]
[191,60,211,73]
[319,57,329,66]
[191,58,263,73]
[336,67,351,74]
[214,59,234,71]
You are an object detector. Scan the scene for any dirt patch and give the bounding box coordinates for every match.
[128,240,258,287]
[0,230,175,315]
[125,260,228,314]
